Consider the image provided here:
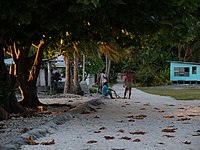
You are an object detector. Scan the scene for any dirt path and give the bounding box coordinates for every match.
[21,83,200,150]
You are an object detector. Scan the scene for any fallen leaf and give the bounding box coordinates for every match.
[94,116,100,118]
[163,135,175,138]
[140,108,146,110]
[126,115,147,119]
[178,108,185,110]
[158,110,165,113]
[87,140,97,144]
[119,136,131,140]
[40,139,55,145]
[177,118,190,121]
[165,104,175,106]
[182,141,191,144]
[178,115,184,117]
[21,127,31,133]
[129,131,145,135]
[143,103,150,106]
[132,139,141,142]
[128,119,135,122]
[125,115,134,118]
[104,136,115,140]
[192,133,200,136]
[80,111,91,114]
[187,114,199,117]
[162,128,176,133]
[158,142,164,145]
[163,116,174,118]
[134,114,147,119]
[99,127,107,130]
[26,137,39,145]
[117,129,125,133]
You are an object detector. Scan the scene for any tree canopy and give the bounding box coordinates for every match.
[0,0,199,119]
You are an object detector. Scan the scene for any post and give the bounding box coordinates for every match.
[82,54,85,81]
[47,61,51,94]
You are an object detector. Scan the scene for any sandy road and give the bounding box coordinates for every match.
[20,81,200,150]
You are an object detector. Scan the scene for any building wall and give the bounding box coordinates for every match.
[170,62,200,81]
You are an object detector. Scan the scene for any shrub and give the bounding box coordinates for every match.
[89,87,98,93]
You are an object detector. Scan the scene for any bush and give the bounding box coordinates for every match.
[89,87,98,93]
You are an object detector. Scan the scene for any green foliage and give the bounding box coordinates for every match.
[85,56,104,75]
[89,87,97,93]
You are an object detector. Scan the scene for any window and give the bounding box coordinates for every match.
[174,67,189,76]
[192,66,197,74]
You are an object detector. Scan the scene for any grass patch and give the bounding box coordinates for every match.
[137,87,200,100]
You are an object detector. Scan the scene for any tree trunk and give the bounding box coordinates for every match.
[177,45,182,61]
[13,40,45,108]
[73,51,83,95]
[0,45,24,119]
[107,59,112,81]
[63,55,74,94]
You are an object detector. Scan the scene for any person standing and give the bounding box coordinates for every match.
[123,70,134,99]
[97,68,108,94]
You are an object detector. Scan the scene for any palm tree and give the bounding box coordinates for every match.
[99,42,121,79]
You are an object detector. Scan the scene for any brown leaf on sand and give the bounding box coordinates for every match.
[117,129,125,133]
[134,114,147,119]
[177,118,190,121]
[99,127,107,130]
[125,114,147,120]
[133,139,141,142]
[119,136,131,140]
[104,136,115,140]
[192,133,200,136]
[162,128,176,133]
[182,141,191,144]
[94,130,101,133]
[87,140,97,144]
[26,137,39,145]
[163,116,174,118]
[94,115,100,118]
[129,131,145,135]
[163,135,175,138]
[128,119,135,122]
[80,111,91,114]
[125,115,134,118]
[40,139,55,145]
[158,110,165,113]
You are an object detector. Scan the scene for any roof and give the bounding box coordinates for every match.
[168,61,200,65]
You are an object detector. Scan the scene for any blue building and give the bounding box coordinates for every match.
[170,61,200,84]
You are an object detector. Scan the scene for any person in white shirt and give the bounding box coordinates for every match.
[97,68,108,94]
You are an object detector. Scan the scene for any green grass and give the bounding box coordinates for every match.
[137,87,200,100]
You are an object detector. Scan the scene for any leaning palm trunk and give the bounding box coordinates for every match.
[107,59,112,81]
